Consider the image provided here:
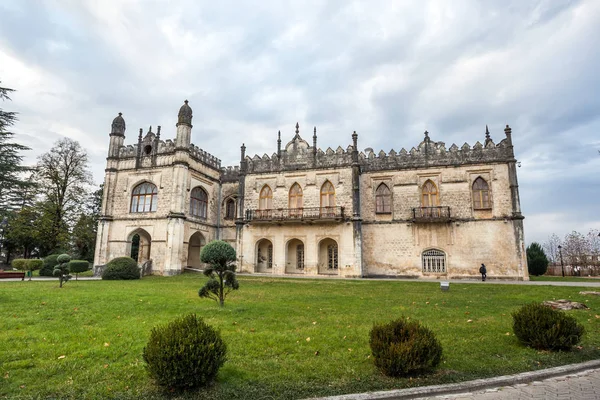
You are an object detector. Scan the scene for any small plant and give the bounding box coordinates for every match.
[11,258,27,270]
[53,254,72,288]
[142,314,226,389]
[26,259,43,281]
[68,260,90,280]
[369,317,442,377]
[40,254,60,277]
[198,240,239,307]
[102,257,140,280]
[512,302,585,351]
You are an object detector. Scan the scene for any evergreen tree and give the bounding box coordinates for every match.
[0,82,34,215]
[527,242,549,276]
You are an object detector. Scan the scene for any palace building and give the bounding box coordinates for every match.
[94,101,528,280]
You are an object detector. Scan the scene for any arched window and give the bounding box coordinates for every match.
[130,182,158,213]
[259,185,273,209]
[190,187,208,219]
[375,183,391,214]
[422,249,446,273]
[472,177,491,209]
[421,180,438,207]
[320,181,335,217]
[289,183,303,217]
[289,183,303,208]
[225,198,236,220]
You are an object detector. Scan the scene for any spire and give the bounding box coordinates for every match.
[240,143,246,162]
[313,126,317,155]
[138,128,143,141]
[177,99,193,127]
[157,125,161,139]
[111,112,126,135]
[424,130,430,141]
[295,122,299,135]
[484,125,492,147]
[277,130,282,158]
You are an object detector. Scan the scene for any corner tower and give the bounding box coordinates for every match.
[108,112,125,157]
[175,100,193,148]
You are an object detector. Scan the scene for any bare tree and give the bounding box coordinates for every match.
[587,229,600,267]
[562,231,589,267]
[543,233,561,264]
[36,138,93,252]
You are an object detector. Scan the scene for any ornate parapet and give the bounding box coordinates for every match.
[221,165,240,182]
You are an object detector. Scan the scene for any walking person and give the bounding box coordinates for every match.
[479,263,487,281]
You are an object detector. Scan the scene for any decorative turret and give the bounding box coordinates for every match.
[108,112,126,158]
[175,100,193,148]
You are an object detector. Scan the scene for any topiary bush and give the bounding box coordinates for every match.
[11,259,27,270]
[39,254,60,276]
[369,317,442,377]
[53,254,72,288]
[512,303,585,351]
[143,314,227,389]
[27,259,43,272]
[68,260,90,280]
[199,240,239,307]
[102,257,140,280]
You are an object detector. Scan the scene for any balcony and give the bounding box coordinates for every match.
[412,206,452,223]
[246,206,346,224]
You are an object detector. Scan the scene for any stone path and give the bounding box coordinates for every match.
[422,368,600,400]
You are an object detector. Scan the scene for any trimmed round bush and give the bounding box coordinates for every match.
[512,303,585,351]
[27,259,43,272]
[69,260,90,274]
[200,240,237,266]
[102,257,140,280]
[369,317,442,377]
[11,259,27,270]
[39,254,60,276]
[143,314,227,389]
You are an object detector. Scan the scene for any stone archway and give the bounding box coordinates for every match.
[285,239,305,273]
[128,229,151,264]
[318,238,338,274]
[187,231,206,269]
[256,239,273,273]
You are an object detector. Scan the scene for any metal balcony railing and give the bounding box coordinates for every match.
[412,206,451,222]
[246,206,345,222]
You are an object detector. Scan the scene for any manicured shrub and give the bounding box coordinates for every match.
[27,259,43,272]
[53,254,72,288]
[512,303,584,351]
[199,240,239,307]
[68,260,90,280]
[143,314,227,389]
[369,317,442,377]
[102,257,140,280]
[11,259,27,270]
[39,254,60,276]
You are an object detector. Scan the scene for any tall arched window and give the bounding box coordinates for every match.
[225,198,236,219]
[289,183,303,217]
[320,181,335,217]
[421,180,438,207]
[259,185,273,209]
[130,182,158,213]
[472,177,491,209]
[190,187,208,219]
[375,183,391,214]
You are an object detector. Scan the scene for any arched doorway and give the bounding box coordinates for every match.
[187,231,206,269]
[285,239,304,273]
[256,239,273,273]
[128,229,151,264]
[318,238,338,274]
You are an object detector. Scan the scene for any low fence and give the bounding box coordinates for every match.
[546,264,600,277]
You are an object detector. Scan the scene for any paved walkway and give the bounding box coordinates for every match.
[423,368,600,400]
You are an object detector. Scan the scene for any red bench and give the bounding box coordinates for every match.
[0,271,26,280]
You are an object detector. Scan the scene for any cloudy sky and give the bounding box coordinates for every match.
[1,0,599,245]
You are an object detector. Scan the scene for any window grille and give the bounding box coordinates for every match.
[297,244,304,269]
[327,244,338,269]
[422,249,446,273]
[267,245,273,269]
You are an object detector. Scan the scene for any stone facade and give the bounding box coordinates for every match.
[94,103,528,280]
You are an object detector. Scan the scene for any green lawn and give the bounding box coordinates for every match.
[530,275,600,282]
[1,274,599,399]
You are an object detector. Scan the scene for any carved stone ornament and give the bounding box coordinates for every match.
[111,112,126,135]
[177,100,193,126]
